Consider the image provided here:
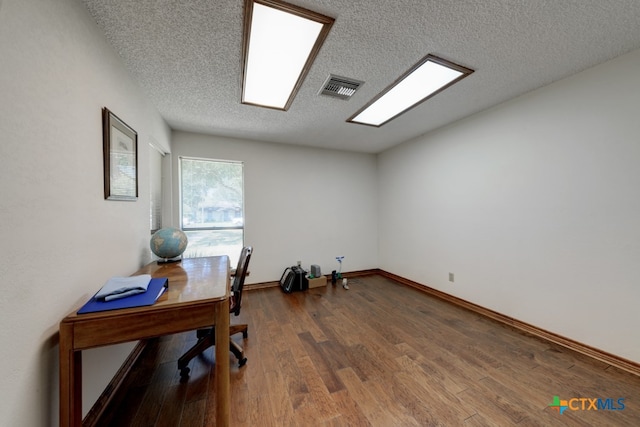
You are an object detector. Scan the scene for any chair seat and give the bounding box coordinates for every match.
[196,323,248,340]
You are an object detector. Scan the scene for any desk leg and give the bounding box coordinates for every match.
[215,298,230,427]
[60,323,82,427]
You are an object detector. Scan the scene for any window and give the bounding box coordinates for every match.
[180,157,244,264]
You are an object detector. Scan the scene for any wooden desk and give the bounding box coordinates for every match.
[59,256,231,427]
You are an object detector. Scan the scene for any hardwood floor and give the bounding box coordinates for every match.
[96,275,640,426]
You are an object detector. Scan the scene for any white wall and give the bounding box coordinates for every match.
[0,0,170,425]
[378,48,640,363]
[171,132,379,283]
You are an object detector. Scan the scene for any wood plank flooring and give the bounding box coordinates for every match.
[96,275,640,426]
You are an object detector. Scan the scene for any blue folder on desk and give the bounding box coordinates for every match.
[77,277,168,314]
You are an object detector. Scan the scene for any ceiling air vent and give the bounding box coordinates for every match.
[319,74,364,100]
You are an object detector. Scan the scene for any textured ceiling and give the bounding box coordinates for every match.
[82,0,640,153]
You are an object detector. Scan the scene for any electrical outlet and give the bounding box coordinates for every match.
[449,272,455,283]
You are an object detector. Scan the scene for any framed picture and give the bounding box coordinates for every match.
[103,107,138,200]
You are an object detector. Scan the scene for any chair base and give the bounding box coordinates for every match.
[178,324,248,378]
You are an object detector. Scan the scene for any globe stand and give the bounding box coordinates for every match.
[157,256,183,264]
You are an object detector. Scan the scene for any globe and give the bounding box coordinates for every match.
[150,227,188,261]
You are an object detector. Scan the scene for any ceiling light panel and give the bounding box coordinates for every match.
[241,0,334,110]
[348,55,474,127]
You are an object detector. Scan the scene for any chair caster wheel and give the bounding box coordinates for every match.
[239,357,247,367]
[180,367,190,377]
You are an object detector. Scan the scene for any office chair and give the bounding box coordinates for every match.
[178,246,252,377]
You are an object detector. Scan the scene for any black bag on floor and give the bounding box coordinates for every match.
[279,266,308,293]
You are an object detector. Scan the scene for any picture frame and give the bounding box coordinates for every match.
[103,107,138,200]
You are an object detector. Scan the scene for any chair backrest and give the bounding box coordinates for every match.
[230,246,252,316]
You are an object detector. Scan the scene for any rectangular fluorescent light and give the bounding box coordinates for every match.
[241,0,334,110]
[348,54,473,127]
